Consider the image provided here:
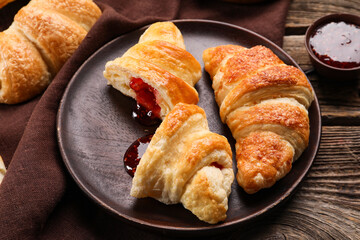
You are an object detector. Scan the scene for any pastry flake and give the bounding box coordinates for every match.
[0,156,6,184]
[130,103,234,224]
[203,45,314,194]
[103,22,201,120]
[0,0,101,104]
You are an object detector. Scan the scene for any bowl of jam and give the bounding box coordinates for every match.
[305,13,360,80]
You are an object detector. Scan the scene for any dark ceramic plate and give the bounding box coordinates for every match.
[57,20,321,235]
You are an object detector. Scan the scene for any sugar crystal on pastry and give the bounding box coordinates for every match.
[0,0,101,104]
[203,45,314,194]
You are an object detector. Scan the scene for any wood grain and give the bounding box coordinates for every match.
[57,20,321,236]
[0,0,358,239]
[224,126,360,240]
[242,0,360,239]
[283,36,360,126]
[285,0,360,34]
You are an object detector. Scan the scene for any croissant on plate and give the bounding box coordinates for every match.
[130,103,234,224]
[103,22,201,120]
[203,45,314,194]
[0,0,101,104]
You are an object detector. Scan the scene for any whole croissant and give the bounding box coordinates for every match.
[103,22,201,119]
[203,45,314,194]
[0,0,101,104]
[130,103,234,224]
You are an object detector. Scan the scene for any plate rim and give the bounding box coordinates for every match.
[57,19,322,235]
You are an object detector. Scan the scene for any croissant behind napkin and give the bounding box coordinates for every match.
[131,103,234,224]
[103,22,201,119]
[0,156,6,184]
[0,0,101,104]
[203,45,314,194]
[0,0,14,9]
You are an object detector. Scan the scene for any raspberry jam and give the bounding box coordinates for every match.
[132,104,161,126]
[309,21,360,68]
[130,77,161,125]
[123,134,153,177]
[210,162,224,170]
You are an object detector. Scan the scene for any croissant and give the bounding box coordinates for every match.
[0,156,6,184]
[130,103,234,224]
[0,0,14,9]
[103,22,201,120]
[0,0,101,104]
[203,45,314,194]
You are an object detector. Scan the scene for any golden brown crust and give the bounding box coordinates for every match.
[103,22,201,119]
[0,26,50,104]
[203,44,246,78]
[227,99,310,157]
[220,46,284,84]
[0,0,14,9]
[104,56,199,118]
[139,22,185,49]
[202,44,314,194]
[220,65,313,122]
[236,131,293,194]
[123,40,201,86]
[14,5,87,74]
[228,101,309,140]
[27,0,101,31]
[0,0,101,104]
[161,101,205,137]
[213,45,284,105]
[131,103,234,224]
[0,155,6,184]
[181,133,233,170]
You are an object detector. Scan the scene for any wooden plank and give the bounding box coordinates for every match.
[283,35,312,70]
[285,0,360,34]
[283,35,360,125]
[226,126,360,239]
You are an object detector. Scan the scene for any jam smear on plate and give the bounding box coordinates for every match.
[132,103,161,126]
[123,134,153,177]
[130,77,161,125]
[309,21,360,69]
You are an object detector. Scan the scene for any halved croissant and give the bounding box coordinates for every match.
[131,103,234,224]
[0,0,101,104]
[103,22,201,119]
[203,45,314,194]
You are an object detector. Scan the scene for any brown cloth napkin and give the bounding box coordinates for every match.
[0,0,290,239]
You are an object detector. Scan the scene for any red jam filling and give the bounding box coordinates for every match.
[130,77,161,125]
[210,162,224,170]
[123,134,153,177]
[310,21,360,69]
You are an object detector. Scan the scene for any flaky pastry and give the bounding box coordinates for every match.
[130,103,234,224]
[203,45,314,194]
[0,156,6,184]
[0,0,101,104]
[0,0,14,9]
[103,22,201,119]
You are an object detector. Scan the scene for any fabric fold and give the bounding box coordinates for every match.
[0,0,291,238]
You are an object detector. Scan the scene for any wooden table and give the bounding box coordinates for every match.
[227,0,360,238]
[1,0,357,239]
[130,1,360,239]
